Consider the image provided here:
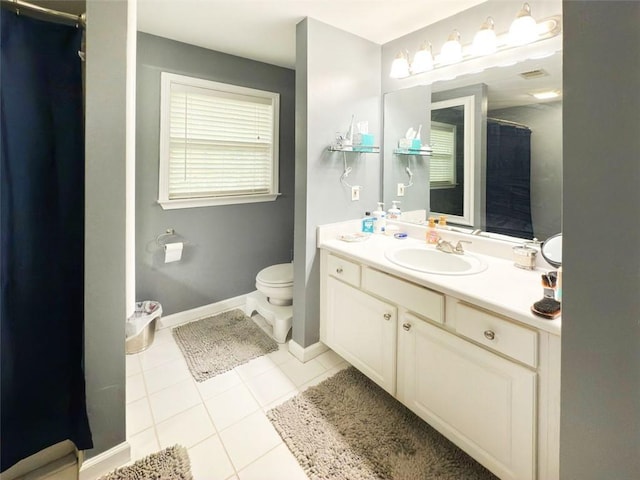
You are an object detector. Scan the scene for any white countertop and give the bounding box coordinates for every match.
[318,222,561,336]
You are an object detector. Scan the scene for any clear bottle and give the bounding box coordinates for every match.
[372,202,386,234]
[387,201,401,220]
[426,217,439,244]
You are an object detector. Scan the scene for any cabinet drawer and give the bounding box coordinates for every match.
[362,268,444,323]
[456,303,537,367]
[327,253,361,287]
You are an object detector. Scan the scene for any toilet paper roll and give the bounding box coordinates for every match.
[164,242,183,263]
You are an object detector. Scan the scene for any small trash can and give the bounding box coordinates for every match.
[126,301,163,354]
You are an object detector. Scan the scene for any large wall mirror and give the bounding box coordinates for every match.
[383,51,562,242]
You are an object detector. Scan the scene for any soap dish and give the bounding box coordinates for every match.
[531,297,561,319]
[338,232,371,242]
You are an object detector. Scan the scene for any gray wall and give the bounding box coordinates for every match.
[294,18,381,347]
[561,1,640,478]
[382,85,431,212]
[84,0,128,458]
[136,33,295,316]
[489,101,562,240]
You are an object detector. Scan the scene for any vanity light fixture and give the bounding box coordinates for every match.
[472,17,497,56]
[509,3,538,46]
[389,51,411,79]
[411,42,434,74]
[439,30,463,65]
[388,4,561,80]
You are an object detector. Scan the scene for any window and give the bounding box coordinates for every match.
[159,73,280,209]
[429,121,457,187]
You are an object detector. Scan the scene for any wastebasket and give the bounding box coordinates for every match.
[126,301,162,354]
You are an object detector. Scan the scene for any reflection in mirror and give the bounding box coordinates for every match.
[383,51,562,242]
[429,96,474,226]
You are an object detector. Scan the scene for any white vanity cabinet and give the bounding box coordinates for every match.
[397,310,536,480]
[322,255,397,394]
[319,248,561,480]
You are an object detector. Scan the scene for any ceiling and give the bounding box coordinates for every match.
[137,0,487,69]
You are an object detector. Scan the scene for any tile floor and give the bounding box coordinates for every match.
[124,323,349,480]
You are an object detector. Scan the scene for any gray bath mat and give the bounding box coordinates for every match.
[98,445,192,480]
[267,367,498,480]
[172,309,278,382]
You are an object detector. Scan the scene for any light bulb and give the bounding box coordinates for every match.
[472,17,497,56]
[440,30,463,65]
[389,51,410,79]
[411,42,434,74]
[509,3,538,46]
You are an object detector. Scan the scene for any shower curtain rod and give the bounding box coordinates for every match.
[2,0,85,27]
[487,117,531,130]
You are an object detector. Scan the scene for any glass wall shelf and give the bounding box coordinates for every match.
[394,148,432,156]
[329,145,380,153]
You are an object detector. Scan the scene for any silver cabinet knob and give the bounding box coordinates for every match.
[484,330,496,341]
[402,322,412,331]
[383,313,392,321]
[336,267,343,274]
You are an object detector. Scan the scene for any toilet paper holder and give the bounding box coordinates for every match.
[156,228,177,247]
[156,228,188,248]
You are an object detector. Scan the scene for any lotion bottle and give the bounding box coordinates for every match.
[426,217,439,244]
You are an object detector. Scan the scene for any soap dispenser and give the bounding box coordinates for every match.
[372,202,386,234]
[388,201,401,220]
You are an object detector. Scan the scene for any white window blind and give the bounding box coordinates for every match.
[159,73,280,209]
[429,121,456,186]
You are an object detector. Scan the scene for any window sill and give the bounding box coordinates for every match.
[158,193,280,210]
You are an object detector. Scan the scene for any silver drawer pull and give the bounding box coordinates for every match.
[336,267,343,274]
[383,313,392,321]
[402,322,412,331]
[484,330,496,341]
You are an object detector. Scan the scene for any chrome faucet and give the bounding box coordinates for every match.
[436,239,472,255]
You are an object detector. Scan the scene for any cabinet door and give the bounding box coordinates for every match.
[397,312,536,480]
[325,276,397,394]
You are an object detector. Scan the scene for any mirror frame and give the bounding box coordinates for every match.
[429,95,475,226]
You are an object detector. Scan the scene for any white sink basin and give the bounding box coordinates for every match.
[385,246,487,275]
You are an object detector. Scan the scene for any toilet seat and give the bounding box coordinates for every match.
[255,263,293,307]
[256,263,293,286]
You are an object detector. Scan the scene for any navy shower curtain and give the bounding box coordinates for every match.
[1,10,93,471]
[485,120,534,239]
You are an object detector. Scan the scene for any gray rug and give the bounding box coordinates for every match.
[172,309,278,382]
[267,367,498,480]
[98,445,192,480]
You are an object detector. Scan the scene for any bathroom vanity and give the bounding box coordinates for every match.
[318,221,561,480]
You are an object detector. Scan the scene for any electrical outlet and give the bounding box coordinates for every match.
[397,183,405,196]
[351,186,360,201]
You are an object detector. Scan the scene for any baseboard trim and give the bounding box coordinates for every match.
[79,442,130,480]
[158,294,248,330]
[288,339,328,363]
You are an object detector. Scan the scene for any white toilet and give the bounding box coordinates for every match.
[244,263,293,343]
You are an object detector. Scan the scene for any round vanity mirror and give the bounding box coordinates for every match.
[541,233,562,268]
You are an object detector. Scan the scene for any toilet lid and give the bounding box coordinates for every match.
[257,263,293,285]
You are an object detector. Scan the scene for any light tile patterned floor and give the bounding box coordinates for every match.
[124,324,349,480]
